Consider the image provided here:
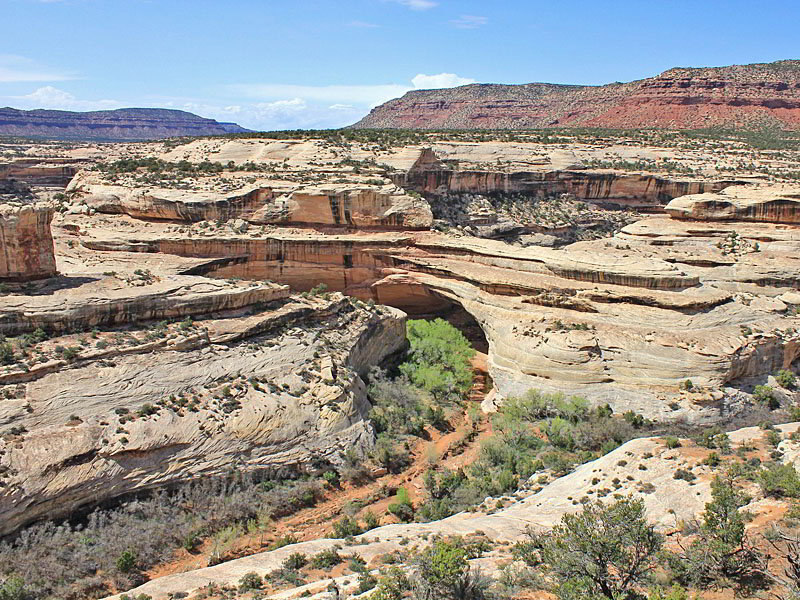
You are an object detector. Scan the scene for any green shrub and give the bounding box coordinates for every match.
[753,385,779,409]
[115,549,137,573]
[534,498,663,600]
[282,552,308,570]
[669,475,765,590]
[269,534,299,550]
[758,463,800,498]
[310,549,341,569]
[673,469,696,482]
[399,319,475,402]
[238,572,263,591]
[776,369,797,389]
[0,576,30,600]
[370,435,411,474]
[664,436,681,449]
[331,516,363,538]
[0,343,15,365]
[387,487,414,522]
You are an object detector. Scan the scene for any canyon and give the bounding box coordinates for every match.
[0,130,798,599]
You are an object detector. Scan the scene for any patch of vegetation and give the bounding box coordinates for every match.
[0,473,322,599]
[417,391,648,521]
[527,497,664,600]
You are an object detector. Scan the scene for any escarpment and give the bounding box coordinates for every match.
[355,60,800,130]
[396,166,734,208]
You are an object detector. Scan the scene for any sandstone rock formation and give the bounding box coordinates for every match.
[666,184,800,224]
[67,175,433,229]
[355,60,800,130]
[104,422,799,600]
[0,286,406,535]
[68,205,800,424]
[396,164,734,208]
[0,202,57,280]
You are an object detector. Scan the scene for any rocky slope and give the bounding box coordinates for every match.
[105,422,800,600]
[354,60,800,130]
[0,107,248,141]
[0,281,406,534]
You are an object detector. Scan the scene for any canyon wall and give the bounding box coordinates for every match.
[666,185,800,224]
[0,203,57,280]
[395,167,735,207]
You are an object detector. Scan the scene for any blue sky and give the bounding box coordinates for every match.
[2,0,799,130]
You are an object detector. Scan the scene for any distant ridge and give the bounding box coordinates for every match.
[0,107,250,141]
[354,60,800,130]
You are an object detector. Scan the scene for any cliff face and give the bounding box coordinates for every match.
[354,60,800,130]
[665,184,800,224]
[0,107,248,141]
[0,203,57,280]
[395,167,733,208]
[68,176,433,229]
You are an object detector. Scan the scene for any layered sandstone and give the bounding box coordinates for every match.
[0,202,57,280]
[665,184,800,224]
[397,166,734,208]
[68,206,800,422]
[67,176,433,229]
[0,292,406,535]
[355,60,800,130]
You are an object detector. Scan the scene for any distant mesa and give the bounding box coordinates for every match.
[354,59,800,130]
[0,107,250,141]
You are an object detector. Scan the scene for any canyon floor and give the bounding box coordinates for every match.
[1,128,800,600]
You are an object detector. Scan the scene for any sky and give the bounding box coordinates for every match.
[2,0,800,131]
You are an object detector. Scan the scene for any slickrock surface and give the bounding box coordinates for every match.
[0,287,406,534]
[355,60,800,130]
[0,202,57,280]
[666,184,800,224]
[104,422,800,600]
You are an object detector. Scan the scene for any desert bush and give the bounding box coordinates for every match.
[776,369,797,389]
[238,572,262,591]
[310,549,341,569]
[330,516,363,538]
[0,473,320,599]
[759,463,800,498]
[669,475,766,591]
[753,384,779,409]
[533,497,663,600]
[282,552,308,570]
[387,487,415,522]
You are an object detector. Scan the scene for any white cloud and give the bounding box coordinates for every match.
[0,55,76,83]
[1,71,478,131]
[349,20,380,28]
[7,86,122,111]
[411,73,477,89]
[385,0,437,10]
[228,83,411,107]
[450,15,488,29]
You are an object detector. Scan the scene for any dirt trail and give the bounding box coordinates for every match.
[145,352,493,581]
